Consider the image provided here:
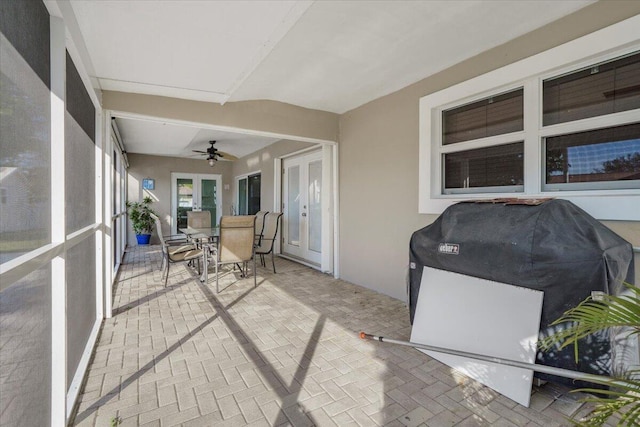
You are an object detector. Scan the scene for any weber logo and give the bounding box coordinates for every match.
[438,243,459,255]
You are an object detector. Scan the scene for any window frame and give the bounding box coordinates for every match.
[419,15,640,220]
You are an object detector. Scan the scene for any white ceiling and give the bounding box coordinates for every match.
[67,0,594,159]
[114,118,279,160]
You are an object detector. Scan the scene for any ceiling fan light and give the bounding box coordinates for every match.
[208,158,216,166]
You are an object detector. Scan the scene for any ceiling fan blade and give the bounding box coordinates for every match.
[217,151,238,161]
[192,150,207,154]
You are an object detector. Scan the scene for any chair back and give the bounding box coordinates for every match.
[150,213,167,252]
[254,211,268,240]
[255,212,283,254]
[187,210,211,228]
[219,215,256,263]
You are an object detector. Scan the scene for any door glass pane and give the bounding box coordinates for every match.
[238,178,247,215]
[287,166,300,246]
[176,178,193,229]
[308,160,322,253]
[201,178,217,225]
[248,174,261,215]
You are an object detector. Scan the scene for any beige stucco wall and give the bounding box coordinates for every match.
[338,2,640,300]
[230,139,315,213]
[126,153,234,246]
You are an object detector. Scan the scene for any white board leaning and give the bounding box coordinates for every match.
[410,267,544,407]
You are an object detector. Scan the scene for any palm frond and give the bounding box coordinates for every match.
[539,284,640,355]
[539,283,640,426]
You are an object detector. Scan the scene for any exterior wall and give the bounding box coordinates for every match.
[338,2,640,300]
[230,139,315,213]
[126,153,233,246]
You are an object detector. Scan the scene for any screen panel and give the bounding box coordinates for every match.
[0,3,52,424]
[65,53,95,233]
[0,265,52,427]
[66,234,97,388]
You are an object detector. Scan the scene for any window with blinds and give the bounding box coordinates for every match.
[437,50,639,195]
[443,89,523,145]
[444,143,524,191]
[542,52,640,190]
[543,52,640,126]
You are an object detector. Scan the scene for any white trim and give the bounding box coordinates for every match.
[278,253,320,270]
[332,143,340,279]
[104,112,114,319]
[419,15,640,220]
[66,318,101,419]
[95,106,104,321]
[50,16,67,427]
[273,158,282,255]
[321,145,333,274]
[0,243,64,290]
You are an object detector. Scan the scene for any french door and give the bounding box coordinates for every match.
[282,150,323,265]
[171,173,222,233]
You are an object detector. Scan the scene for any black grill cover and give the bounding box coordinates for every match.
[409,199,635,382]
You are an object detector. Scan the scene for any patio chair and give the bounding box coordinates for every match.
[150,213,203,287]
[255,212,283,273]
[187,210,214,246]
[210,215,256,292]
[254,211,268,245]
[187,210,211,228]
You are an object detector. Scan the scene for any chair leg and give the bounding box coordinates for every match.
[253,254,257,288]
[165,261,170,287]
[215,260,219,293]
[271,252,276,274]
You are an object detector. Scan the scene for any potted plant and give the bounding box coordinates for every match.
[126,196,157,245]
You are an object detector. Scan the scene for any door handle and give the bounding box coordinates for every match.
[302,213,307,217]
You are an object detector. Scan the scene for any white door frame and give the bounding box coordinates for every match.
[282,151,323,264]
[170,172,222,233]
[274,144,338,276]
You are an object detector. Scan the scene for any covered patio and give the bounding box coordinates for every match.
[72,247,594,427]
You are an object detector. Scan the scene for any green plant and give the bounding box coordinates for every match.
[539,284,640,426]
[126,196,157,235]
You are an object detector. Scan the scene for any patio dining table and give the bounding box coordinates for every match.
[179,227,219,282]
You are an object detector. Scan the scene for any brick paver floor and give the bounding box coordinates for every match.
[71,245,598,426]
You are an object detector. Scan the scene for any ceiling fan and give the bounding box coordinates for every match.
[192,141,238,166]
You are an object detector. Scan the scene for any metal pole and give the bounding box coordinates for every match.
[359,332,627,386]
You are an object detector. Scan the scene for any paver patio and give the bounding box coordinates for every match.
[71,245,599,426]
